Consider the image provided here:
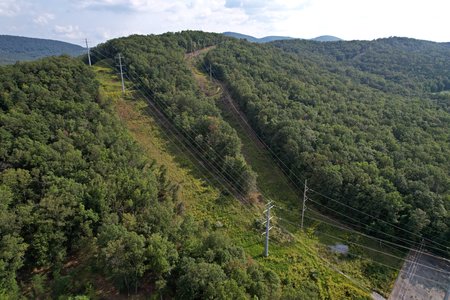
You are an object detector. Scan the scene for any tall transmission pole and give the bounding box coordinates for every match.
[263,202,274,257]
[85,38,91,66]
[301,179,308,230]
[118,53,125,94]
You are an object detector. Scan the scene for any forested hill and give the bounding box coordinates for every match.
[272,37,450,94]
[91,30,450,253]
[0,35,84,65]
[205,36,450,253]
[1,53,284,299]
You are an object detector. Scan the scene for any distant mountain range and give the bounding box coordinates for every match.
[223,32,294,43]
[0,35,85,65]
[223,32,342,43]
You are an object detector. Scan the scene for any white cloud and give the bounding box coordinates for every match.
[119,0,250,37]
[33,13,55,25]
[53,25,83,39]
[0,0,22,16]
[1,0,449,44]
[75,0,182,12]
[270,0,450,41]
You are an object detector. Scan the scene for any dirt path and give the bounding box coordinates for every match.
[184,45,216,59]
[217,83,267,150]
[389,248,450,300]
[186,47,266,150]
[185,47,301,204]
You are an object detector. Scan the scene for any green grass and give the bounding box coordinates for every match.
[93,60,404,299]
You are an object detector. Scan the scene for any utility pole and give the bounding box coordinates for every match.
[263,202,274,257]
[301,179,308,230]
[118,53,125,94]
[85,38,91,66]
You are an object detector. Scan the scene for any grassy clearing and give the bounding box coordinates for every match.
[93,60,402,298]
[94,62,263,256]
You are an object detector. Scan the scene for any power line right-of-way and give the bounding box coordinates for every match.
[86,48,450,297]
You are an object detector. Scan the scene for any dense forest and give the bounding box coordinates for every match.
[0,35,84,65]
[205,36,450,253]
[272,37,450,94]
[0,56,281,298]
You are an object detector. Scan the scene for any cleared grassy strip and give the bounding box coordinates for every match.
[94,62,384,299]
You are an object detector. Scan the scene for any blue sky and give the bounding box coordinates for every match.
[0,0,449,46]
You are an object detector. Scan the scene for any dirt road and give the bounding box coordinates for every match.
[389,248,450,300]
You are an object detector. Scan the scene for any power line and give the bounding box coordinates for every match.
[203,50,450,253]
[89,49,259,202]
[263,202,274,257]
[205,54,450,254]
[302,212,450,264]
[276,224,377,296]
[308,187,449,253]
[302,197,439,251]
[187,65,417,255]
[277,215,450,276]
[93,49,448,274]
[89,47,450,269]
[90,51,255,204]
[87,49,450,298]
[95,46,442,262]
[276,208,450,265]
[278,192,449,255]
[276,221,448,289]
[198,52,448,257]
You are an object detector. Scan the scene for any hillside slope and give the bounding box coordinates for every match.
[90,31,450,297]
[93,59,381,299]
[273,37,450,94]
[0,35,84,65]
[89,32,411,298]
[206,36,450,255]
[0,56,287,299]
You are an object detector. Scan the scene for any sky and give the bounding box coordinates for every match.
[0,0,449,46]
